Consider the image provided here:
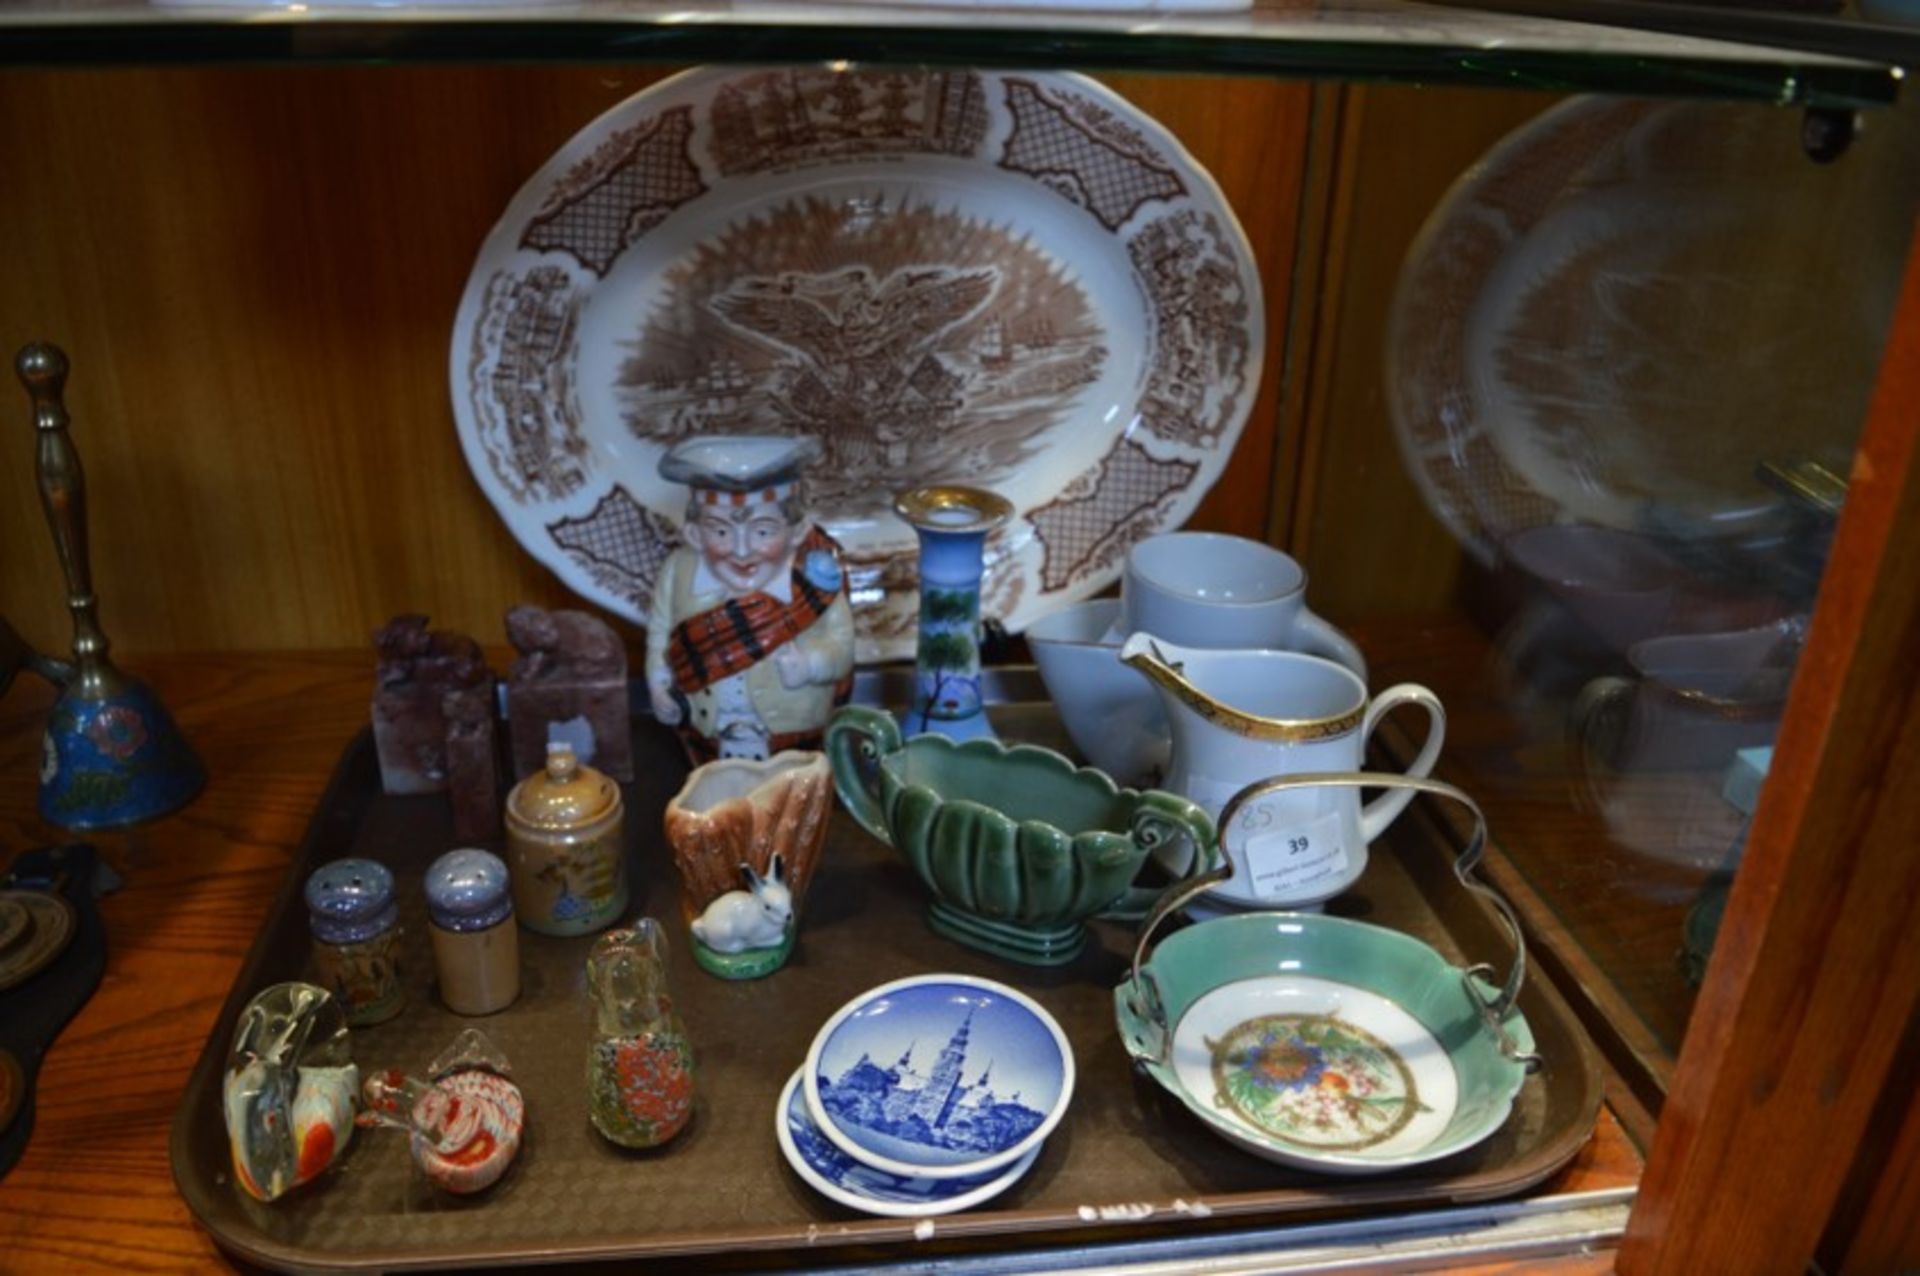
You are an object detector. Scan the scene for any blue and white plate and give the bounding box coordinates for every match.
[775,1070,1040,1218]
[803,973,1073,1180]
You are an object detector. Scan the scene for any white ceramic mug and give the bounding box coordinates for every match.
[1119,532,1366,680]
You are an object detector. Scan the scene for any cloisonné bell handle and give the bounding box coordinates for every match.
[1125,770,1541,1071]
[824,705,903,845]
[18,343,119,699]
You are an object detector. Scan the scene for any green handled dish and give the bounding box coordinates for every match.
[825,705,1218,965]
[1116,771,1540,1174]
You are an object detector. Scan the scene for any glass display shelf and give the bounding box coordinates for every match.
[0,0,1898,107]
[1433,0,1920,72]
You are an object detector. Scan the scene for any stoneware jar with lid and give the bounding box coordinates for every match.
[304,858,405,1027]
[424,848,521,1015]
[504,742,628,936]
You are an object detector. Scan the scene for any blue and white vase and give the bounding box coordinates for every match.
[894,486,1013,742]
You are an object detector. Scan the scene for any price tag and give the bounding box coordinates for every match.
[1237,810,1350,902]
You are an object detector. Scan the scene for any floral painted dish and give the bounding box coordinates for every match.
[774,1070,1040,1218]
[451,64,1262,662]
[803,974,1073,1180]
[1116,772,1540,1174]
[1120,912,1534,1174]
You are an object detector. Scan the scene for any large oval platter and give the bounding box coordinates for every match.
[452,65,1262,662]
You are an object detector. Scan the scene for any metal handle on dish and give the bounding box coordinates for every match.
[1127,770,1542,1072]
[1122,859,1234,1057]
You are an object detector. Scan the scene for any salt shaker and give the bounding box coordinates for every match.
[504,742,628,937]
[304,858,404,1027]
[424,848,520,1016]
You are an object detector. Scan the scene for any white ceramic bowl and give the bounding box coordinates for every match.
[1026,599,1167,788]
[803,974,1074,1181]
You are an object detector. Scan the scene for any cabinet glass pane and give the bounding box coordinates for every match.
[1321,84,1920,1089]
[0,0,1897,107]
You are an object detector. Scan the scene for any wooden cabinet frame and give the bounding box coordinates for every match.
[1620,213,1920,1272]
[0,62,1915,1270]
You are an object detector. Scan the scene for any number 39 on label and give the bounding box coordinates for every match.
[1237,810,1350,902]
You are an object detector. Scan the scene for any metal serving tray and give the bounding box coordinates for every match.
[168,672,1602,1273]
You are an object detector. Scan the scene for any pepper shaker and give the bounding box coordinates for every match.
[504,742,628,937]
[424,849,520,1016]
[304,858,404,1027]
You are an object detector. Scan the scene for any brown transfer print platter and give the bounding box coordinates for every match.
[452,66,1262,662]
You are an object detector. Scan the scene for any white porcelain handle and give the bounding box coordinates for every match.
[1291,607,1368,683]
[1357,684,1446,843]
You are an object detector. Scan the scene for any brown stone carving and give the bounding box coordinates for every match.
[505,606,633,783]
[443,685,501,842]
[371,615,490,796]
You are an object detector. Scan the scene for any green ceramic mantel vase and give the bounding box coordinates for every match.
[824,705,1218,965]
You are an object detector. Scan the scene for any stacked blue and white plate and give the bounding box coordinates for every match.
[776,973,1075,1218]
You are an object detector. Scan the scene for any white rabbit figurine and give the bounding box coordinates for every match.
[690,854,792,954]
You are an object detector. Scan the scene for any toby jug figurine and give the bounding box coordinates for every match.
[645,435,855,763]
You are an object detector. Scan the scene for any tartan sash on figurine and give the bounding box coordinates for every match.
[667,526,848,696]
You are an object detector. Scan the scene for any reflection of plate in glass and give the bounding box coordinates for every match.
[1389,98,1913,563]
[452,65,1262,661]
